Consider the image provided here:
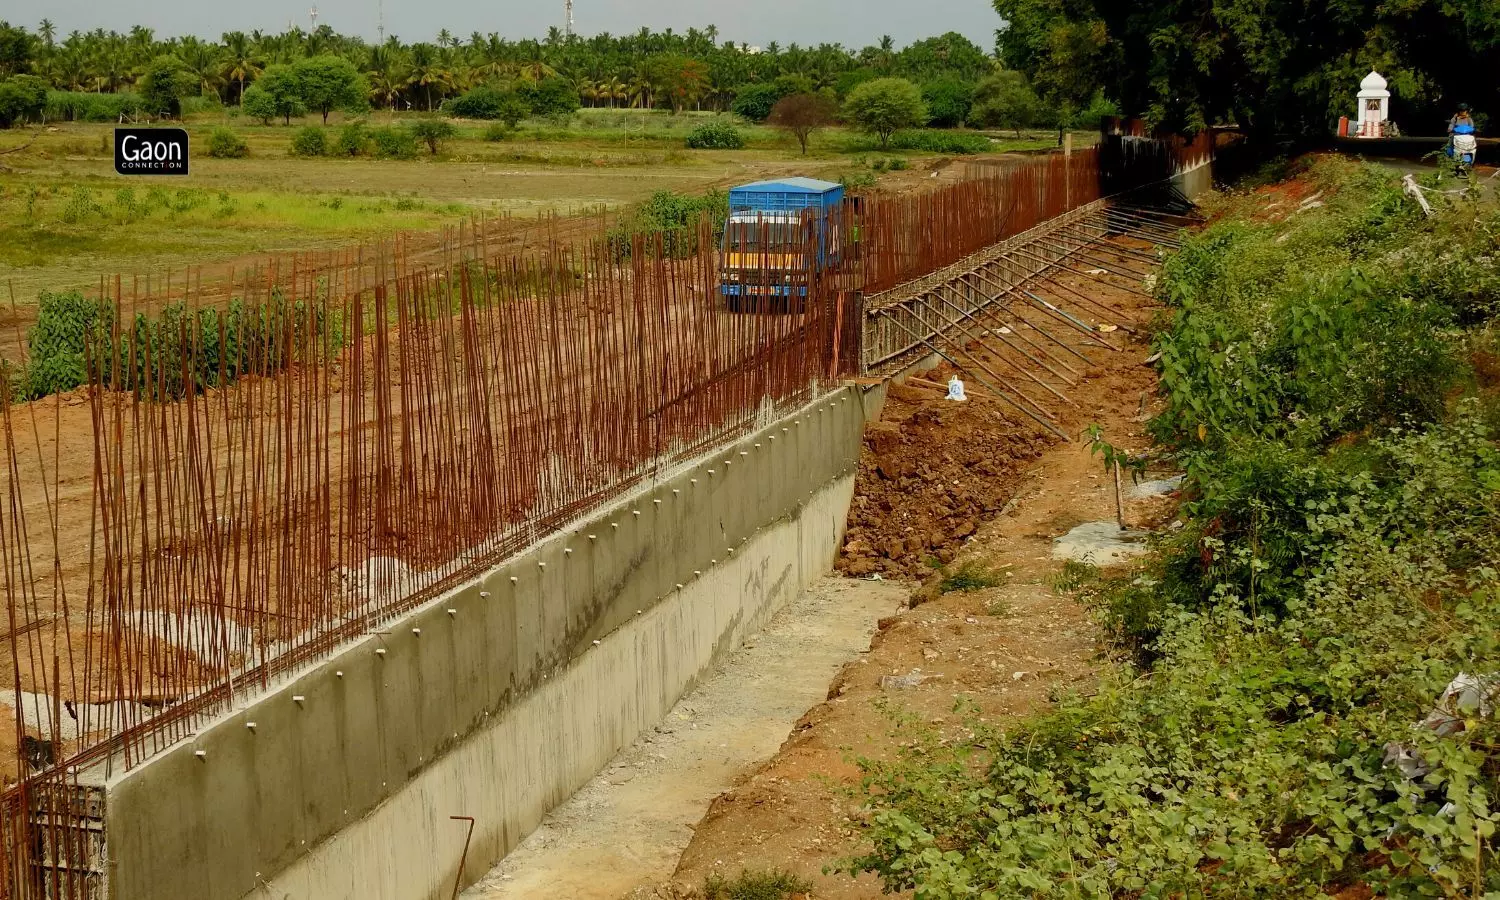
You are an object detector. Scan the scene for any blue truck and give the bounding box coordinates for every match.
[719,177,847,309]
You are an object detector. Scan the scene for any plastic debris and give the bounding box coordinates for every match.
[946,376,968,402]
[1383,672,1499,781]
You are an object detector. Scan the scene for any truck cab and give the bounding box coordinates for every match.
[720,177,845,309]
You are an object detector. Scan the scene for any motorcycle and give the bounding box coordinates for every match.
[1447,122,1478,176]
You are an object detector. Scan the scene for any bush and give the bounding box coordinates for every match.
[608,188,729,259]
[15,289,345,401]
[938,561,1005,594]
[448,85,529,127]
[684,121,744,150]
[701,869,812,900]
[885,129,990,154]
[518,76,579,120]
[289,126,327,157]
[1065,90,1122,131]
[368,126,417,159]
[21,291,112,399]
[334,122,368,156]
[205,126,249,159]
[0,75,50,127]
[409,119,456,155]
[481,122,512,142]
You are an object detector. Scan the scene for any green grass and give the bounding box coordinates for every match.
[938,560,1006,594]
[701,869,812,900]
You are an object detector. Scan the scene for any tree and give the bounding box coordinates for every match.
[767,92,837,154]
[843,77,927,147]
[730,82,783,121]
[248,66,305,125]
[993,0,1500,137]
[221,31,262,104]
[646,54,709,113]
[0,22,34,77]
[922,77,976,128]
[894,32,991,83]
[409,119,455,154]
[968,70,1043,134]
[290,55,366,124]
[138,55,196,118]
[0,74,46,127]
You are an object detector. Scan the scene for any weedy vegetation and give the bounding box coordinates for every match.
[842,157,1500,898]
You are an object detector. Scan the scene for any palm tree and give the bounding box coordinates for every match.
[38,19,56,49]
[221,32,263,103]
[406,43,451,111]
[601,75,626,108]
[365,44,407,111]
[179,37,226,100]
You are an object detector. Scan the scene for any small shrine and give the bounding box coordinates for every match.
[1354,71,1391,138]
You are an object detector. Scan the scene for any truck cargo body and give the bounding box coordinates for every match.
[720,178,845,304]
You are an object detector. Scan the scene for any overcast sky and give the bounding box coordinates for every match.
[12,1,1000,51]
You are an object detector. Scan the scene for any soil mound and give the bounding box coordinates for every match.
[837,366,1050,580]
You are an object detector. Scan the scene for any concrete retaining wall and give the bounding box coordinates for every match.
[98,387,867,900]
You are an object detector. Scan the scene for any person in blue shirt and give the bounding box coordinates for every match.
[1449,103,1477,135]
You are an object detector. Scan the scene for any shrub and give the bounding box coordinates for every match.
[0,75,49,128]
[22,291,112,398]
[409,119,456,155]
[205,126,249,159]
[701,869,812,900]
[885,129,990,154]
[334,122,368,156]
[289,126,327,157]
[481,122,512,142]
[608,188,729,259]
[368,126,416,159]
[448,85,529,127]
[684,122,744,150]
[938,561,1004,594]
[518,76,579,120]
[59,186,105,224]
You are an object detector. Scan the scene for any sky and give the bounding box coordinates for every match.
[11,0,1001,51]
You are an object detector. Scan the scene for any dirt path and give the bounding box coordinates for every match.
[460,576,909,900]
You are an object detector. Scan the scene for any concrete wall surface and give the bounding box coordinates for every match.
[99,386,866,900]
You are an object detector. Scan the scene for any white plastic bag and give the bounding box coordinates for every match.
[946,376,967,402]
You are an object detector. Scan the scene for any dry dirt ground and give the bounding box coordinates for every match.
[457,239,1174,898]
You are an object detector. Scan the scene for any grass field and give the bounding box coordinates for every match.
[0,109,1061,304]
